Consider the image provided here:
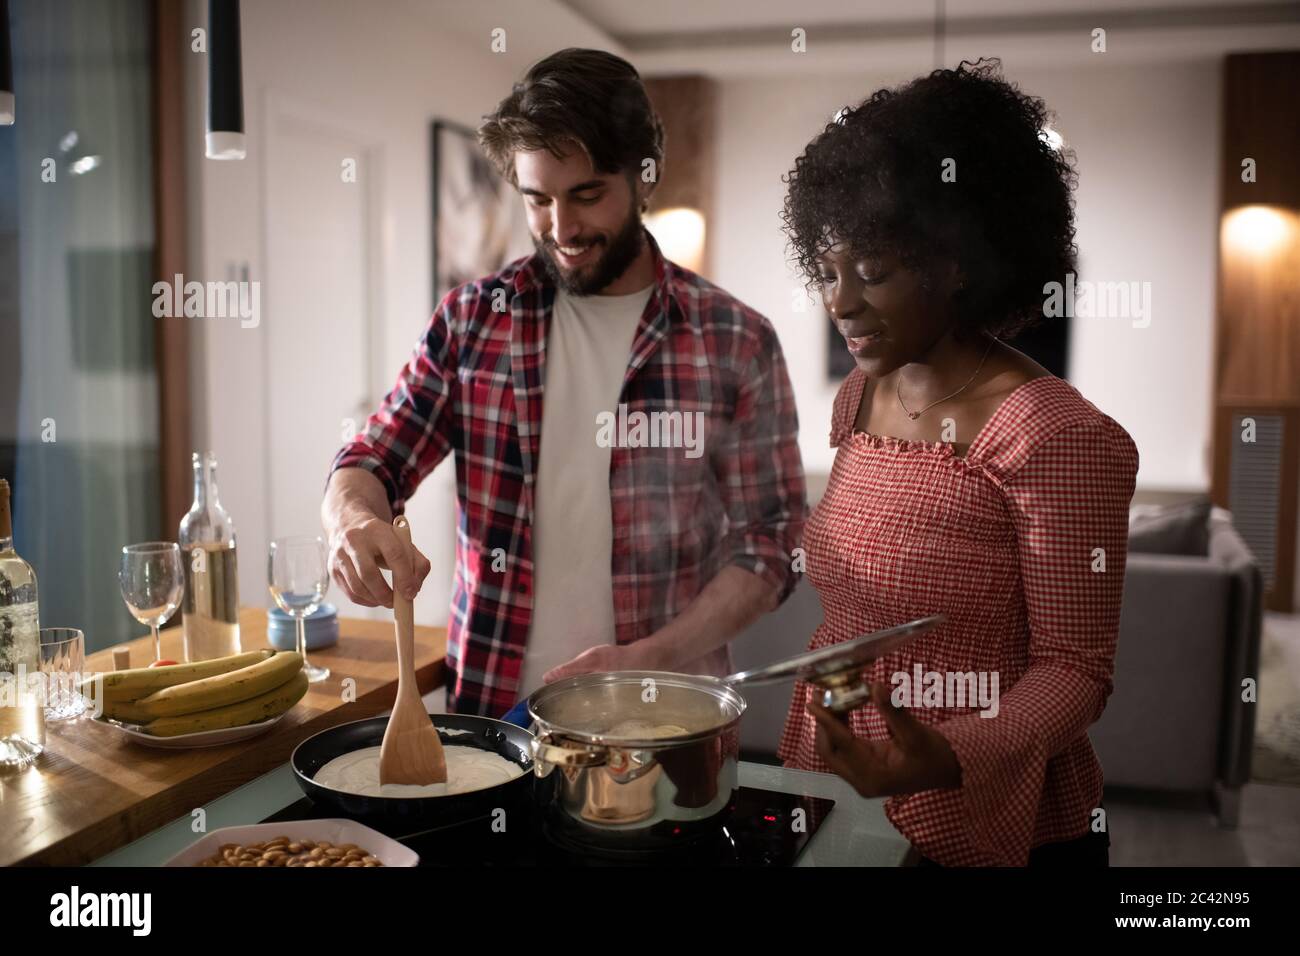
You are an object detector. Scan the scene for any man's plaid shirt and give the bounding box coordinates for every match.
[332,232,807,715]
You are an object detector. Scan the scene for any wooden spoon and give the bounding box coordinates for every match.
[378,515,447,786]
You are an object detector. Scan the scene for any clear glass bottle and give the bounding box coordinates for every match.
[0,478,45,768]
[178,452,241,661]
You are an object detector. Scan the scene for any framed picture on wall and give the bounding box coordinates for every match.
[430,119,534,310]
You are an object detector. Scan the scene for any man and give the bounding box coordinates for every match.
[323,48,806,716]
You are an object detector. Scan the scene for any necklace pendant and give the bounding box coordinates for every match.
[908,411,921,420]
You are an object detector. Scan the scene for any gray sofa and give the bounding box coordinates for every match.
[732,506,1262,828]
[1089,511,1262,826]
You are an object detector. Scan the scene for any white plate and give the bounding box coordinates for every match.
[163,819,418,867]
[93,712,287,749]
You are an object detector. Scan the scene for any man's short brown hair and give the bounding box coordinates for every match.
[478,48,665,191]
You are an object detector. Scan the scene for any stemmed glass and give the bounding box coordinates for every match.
[119,542,184,664]
[268,536,330,683]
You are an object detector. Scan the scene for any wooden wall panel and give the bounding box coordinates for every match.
[643,75,716,275]
[1221,53,1300,209]
[1213,50,1300,612]
[151,0,191,531]
[1216,209,1300,403]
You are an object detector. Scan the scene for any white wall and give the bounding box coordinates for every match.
[710,60,1220,490]
[180,0,1280,629]
[183,0,526,627]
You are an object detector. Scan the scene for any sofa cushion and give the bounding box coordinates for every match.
[1129,497,1212,556]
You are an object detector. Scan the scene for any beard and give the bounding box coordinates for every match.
[534,198,645,296]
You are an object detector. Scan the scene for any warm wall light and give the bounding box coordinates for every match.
[645,207,707,273]
[1039,125,1064,151]
[1222,205,1296,257]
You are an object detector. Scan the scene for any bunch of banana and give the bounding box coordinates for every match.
[90,649,308,737]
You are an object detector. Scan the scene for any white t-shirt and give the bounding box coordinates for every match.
[518,283,655,697]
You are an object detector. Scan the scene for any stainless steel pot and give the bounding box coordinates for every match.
[525,616,944,853]
[528,671,744,851]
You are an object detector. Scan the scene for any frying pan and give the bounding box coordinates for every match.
[290,713,534,829]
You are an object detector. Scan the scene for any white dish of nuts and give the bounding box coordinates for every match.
[162,820,419,867]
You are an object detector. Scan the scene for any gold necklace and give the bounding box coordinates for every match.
[896,335,996,421]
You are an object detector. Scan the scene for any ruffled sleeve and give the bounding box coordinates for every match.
[933,414,1139,865]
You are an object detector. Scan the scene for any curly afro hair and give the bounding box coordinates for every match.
[781,58,1078,341]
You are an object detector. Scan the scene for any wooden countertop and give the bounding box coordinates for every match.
[0,607,447,867]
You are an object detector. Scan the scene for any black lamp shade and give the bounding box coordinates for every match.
[206,0,244,158]
[1,0,14,125]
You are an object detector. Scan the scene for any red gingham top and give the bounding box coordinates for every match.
[332,232,806,716]
[778,368,1139,866]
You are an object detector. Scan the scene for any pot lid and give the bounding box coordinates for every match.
[722,614,945,688]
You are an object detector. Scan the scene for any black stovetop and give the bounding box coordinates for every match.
[261,786,834,867]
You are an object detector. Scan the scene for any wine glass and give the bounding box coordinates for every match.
[119,542,184,664]
[268,536,330,683]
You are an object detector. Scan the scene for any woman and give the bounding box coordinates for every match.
[777,59,1138,867]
